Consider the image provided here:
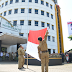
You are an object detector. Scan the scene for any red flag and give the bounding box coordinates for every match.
[28,28,47,44]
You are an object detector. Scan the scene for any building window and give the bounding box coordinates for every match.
[35,21,38,26]
[53,49,55,53]
[41,22,44,27]
[51,14,53,19]
[9,10,12,15]
[29,9,32,13]
[41,10,44,15]
[0,13,2,16]
[4,12,6,16]
[29,0,32,2]
[41,0,44,5]
[13,21,17,26]
[14,9,18,14]
[52,37,55,42]
[10,0,13,4]
[47,23,50,28]
[2,3,4,7]
[28,20,31,25]
[46,2,49,7]
[5,1,8,6]
[19,33,24,36]
[22,0,25,2]
[21,8,25,13]
[47,12,49,17]
[15,0,19,3]
[20,20,24,25]
[52,25,54,30]
[35,9,38,14]
[48,36,50,41]
[35,0,38,3]
[48,49,51,54]
[50,4,52,9]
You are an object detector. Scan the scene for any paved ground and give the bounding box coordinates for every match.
[0,62,72,72]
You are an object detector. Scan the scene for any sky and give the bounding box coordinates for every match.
[57,0,72,51]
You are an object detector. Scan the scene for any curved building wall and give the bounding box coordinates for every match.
[0,0,58,54]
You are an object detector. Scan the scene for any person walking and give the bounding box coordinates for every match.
[37,30,49,72]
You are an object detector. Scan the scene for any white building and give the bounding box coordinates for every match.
[0,0,63,54]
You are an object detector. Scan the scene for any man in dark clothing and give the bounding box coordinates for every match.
[60,52,65,63]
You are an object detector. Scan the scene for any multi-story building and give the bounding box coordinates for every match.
[0,0,64,54]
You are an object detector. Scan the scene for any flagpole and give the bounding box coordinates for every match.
[27,0,29,69]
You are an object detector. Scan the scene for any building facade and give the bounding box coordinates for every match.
[0,0,64,54]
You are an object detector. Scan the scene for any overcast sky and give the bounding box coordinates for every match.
[57,0,72,51]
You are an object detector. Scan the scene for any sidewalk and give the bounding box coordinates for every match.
[0,62,72,72]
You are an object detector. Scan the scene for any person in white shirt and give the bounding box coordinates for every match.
[66,52,69,63]
[6,52,9,60]
[0,51,3,57]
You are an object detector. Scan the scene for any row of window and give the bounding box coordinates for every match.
[19,32,55,42]
[13,20,54,30]
[0,9,53,19]
[48,49,55,54]
[0,0,53,9]
[48,36,55,42]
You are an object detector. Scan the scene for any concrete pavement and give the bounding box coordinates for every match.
[0,62,72,72]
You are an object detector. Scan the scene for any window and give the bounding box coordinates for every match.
[35,9,38,14]
[21,8,25,13]
[28,20,31,25]
[9,10,12,15]
[41,10,44,15]
[13,21,17,26]
[53,49,55,53]
[48,36,50,41]
[5,1,8,6]
[52,25,54,30]
[29,0,32,2]
[2,3,4,7]
[41,0,44,5]
[19,33,24,36]
[46,2,49,7]
[29,9,32,13]
[22,0,25,2]
[14,9,18,14]
[52,36,55,42]
[10,0,13,4]
[51,14,53,19]
[4,12,6,16]
[41,22,44,27]
[50,4,52,9]
[35,21,38,26]
[47,12,49,17]
[48,49,51,54]
[20,20,24,25]
[47,23,50,28]
[0,13,2,16]
[35,0,38,3]
[15,0,19,3]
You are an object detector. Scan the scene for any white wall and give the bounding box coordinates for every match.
[0,0,58,54]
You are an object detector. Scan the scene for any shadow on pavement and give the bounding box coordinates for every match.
[0,62,18,64]
[27,68,36,72]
